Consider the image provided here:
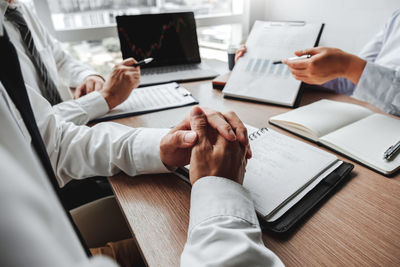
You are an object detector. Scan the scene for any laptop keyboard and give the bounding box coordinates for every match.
[141,64,202,75]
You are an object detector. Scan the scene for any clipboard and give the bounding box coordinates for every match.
[90,82,198,123]
[222,21,325,108]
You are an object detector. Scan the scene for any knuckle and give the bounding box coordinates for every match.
[221,123,232,132]
[225,110,235,118]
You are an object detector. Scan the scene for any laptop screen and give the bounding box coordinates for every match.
[117,12,201,68]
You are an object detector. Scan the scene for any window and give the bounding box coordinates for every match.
[44,0,244,30]
[31,0,262,75]
[34,0,247,44]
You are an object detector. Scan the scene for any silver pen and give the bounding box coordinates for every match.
[273,54,311,65]
[383,141,400,161]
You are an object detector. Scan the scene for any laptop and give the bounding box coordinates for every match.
[116,12,218,87]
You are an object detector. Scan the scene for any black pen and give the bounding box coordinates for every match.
[273,54,311,64]
[133,58,154,67]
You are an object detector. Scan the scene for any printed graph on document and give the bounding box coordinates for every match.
[244,58,291,78]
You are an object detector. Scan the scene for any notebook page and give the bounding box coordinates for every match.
[320,114,400,174]
[243,128,338,217]
[270,100,373,140]
[98,82,196,120]
[223,21,322,106]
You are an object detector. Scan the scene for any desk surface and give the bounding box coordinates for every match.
[108,81,400,267]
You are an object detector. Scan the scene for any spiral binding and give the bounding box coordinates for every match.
[249,127,269,141]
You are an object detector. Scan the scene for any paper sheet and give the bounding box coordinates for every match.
[243,128,338,217]
[223,21,323,106]
[270,99,373,139]
[97,82,197,120]
[321,113,400,174]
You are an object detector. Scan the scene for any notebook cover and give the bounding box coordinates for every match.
[260,161,353,233]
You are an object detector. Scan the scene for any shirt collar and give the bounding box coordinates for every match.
[0,1,20,17]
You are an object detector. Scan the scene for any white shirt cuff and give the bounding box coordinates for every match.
[74,91,109,122]
[189,177,259,234]
[132,128,171,175]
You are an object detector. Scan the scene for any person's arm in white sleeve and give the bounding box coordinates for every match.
[180,107,284,267]
[29,83,169,186]
[26,58,166,186]
[319,20,384,96]
[352,62,400,115]
[181,177,284,267]
[20,3,109,125]
[21,4,100,89]
[52,91,109,125]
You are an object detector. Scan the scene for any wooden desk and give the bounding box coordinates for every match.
[109,81,400,267]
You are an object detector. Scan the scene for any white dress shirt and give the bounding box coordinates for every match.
[0,1,110,125]
[0,80,284,265]
[323,10,400,116]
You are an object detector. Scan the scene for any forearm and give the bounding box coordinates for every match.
[181,177,283,267]
[52,122,170,186]
[342,53,367,85]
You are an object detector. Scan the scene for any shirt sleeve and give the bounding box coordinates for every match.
[52,91,109,125]
[352,62,400,116]
[28,86,170,187]
[49,34,100,88]
[321,12,392,97]
[357,11,392,62]
[322,78,356,95]
[181,177,284,267]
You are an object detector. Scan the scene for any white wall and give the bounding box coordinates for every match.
[263,0,399,53]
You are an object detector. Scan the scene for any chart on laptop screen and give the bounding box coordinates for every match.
[117,12,201,67]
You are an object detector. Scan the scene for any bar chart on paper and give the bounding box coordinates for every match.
[245,58,292,77]
[223,20,324,107]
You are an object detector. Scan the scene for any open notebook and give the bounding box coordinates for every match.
[174,124,353,231]
[222,21,324,107]
[270,100,400,175]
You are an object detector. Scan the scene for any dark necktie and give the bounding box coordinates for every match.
[0,29,91,256]
[5,6,63,105]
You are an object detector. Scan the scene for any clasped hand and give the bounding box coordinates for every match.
[160,106,250,185]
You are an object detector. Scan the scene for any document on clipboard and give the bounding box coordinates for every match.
[92,82,198,122]
[223,21,324,107]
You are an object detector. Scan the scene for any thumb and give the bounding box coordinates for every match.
[294,47,319,57]
[169,130,198,148]
[190,106,209,145]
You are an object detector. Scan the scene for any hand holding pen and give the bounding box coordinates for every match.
[282,47,366,85]
[273,54,311,65]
